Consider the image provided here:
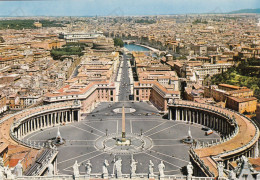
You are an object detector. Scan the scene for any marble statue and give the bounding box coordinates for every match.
[255,142,259,158]
[15,160,23,177]
[217,161,224,178]
[4,165,15,180]
[0,157,5,179]
[168,99,173,104]
[130,158,138,177]
[102,159,109,178]
[187,162,193,177]
[73,160,80,177]
[85,160,92,175]
[148,160,154,177]
[115,157,122,178]
[226,170,236,180]
[158,161,165,178]
[47,163,54,176]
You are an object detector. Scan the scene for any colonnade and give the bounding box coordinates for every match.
[168,106,234,136]
[168,102,259,177]
[13,109,80,140]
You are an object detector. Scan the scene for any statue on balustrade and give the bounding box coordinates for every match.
[47,163,54,176]
[115,157,122,178]
[187,162,193,177]
[226,170,236,180]
[158,161,165,178]
[14,160,23,177]
[130,158,138,177]
[0,157,4,179]
[148,160,154,178]
[73,160,80,177]
[4,165,15,180]
[168,99,174,104]
[85,160,92,175]
[102,159,109,178]
[217,161,224,178]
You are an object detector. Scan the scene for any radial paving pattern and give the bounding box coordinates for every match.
[23,102,220,176]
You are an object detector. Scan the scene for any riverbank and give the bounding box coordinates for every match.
[135,43,160,52]
[123,43,160,52]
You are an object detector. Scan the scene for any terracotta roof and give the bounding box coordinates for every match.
[228,96,257,103]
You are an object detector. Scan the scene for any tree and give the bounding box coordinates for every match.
[113,37,124,47]
[0,36,4,43]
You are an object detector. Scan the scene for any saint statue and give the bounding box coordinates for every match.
[47,163,54,176]
[4,165,15,179]
[187,162,193,177]
[102,159,109,178]
[14,160,23,177]
[217,161,224,178]
[115,157,122,178]
[85,160,92,175]
[0,157,5,179]
[158,161,165,178]
[130,158,138,177]
[73,160,80,177]
[148,160,154,177]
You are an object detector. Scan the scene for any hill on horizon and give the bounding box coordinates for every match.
[229,8,260,14]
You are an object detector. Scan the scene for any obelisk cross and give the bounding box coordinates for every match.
[122,105,126,142]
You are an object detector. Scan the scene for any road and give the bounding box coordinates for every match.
[118,53,131,101]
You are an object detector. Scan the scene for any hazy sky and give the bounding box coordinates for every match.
[0,0,259,16]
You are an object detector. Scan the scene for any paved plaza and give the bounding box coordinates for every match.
[24,102,220,176]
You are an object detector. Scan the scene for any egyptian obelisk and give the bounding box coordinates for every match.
[122,105,126,142]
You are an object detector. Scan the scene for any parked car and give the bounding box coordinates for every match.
[201,127,210,131]
[205,129,213,136]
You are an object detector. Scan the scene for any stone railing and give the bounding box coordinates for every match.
[189,148,215,177]
[25,148,58,176]
[17,174,219,180]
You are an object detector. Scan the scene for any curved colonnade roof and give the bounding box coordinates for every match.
[0,101,76,168]
[172,100,259,176]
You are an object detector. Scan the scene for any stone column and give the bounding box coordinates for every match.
[51,113,54,126]
[26,121,28,134]
[54,113,57,125]
[30,119,33,132]
[22,124,24,136]
[20,124,23,137]
[77,110,80,121]
[60,112,63,123]
[196,111,199,124]
[185,109,188,122]
[35,118,38,130]
[57,112,60,124]
[18,126,20,139]
[255,141,259,158]
[70,111,72,122]
[176,109,178,121]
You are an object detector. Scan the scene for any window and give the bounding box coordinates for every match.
[136,90,139,95]
[110,91,113,95]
